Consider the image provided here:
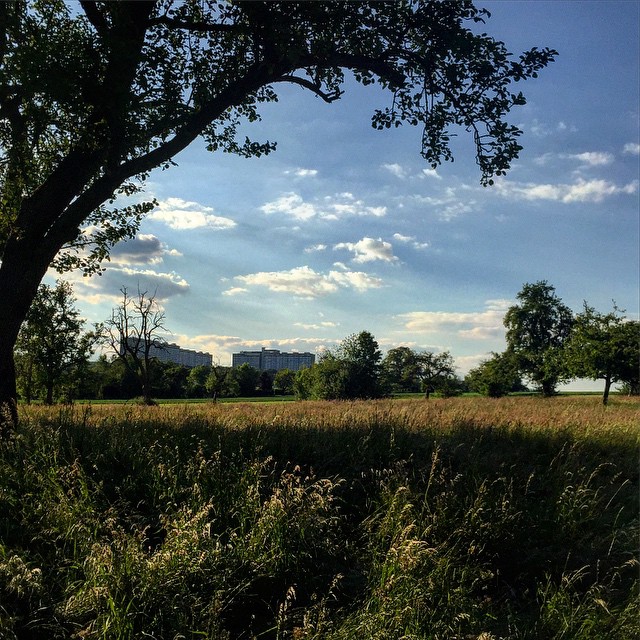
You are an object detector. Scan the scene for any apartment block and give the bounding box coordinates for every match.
[232,347,315,371]
[123,338,212,368]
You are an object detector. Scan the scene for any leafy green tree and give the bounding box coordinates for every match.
[0,0,556,426]
[231,363,261,397]
[415,351,457,399]
[206,362,232,401]
[294,331,383,400]
[466,352,525,398]
[336,331,383,399]
[504,281,574,397]
[563,304,639,405]
[14,280,96,404]
[258,370,274,395]
[273,368,296,396]
[185,365,211,399]
[381,346,421,394]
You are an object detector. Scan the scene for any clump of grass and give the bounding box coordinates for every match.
[0,397,638,638]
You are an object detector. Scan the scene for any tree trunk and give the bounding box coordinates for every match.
[0,239,54,432]
[602,375,612,406]
[45,380,54,405]
[0,340,18,431]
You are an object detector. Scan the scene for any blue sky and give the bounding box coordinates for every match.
[54,1,639,388]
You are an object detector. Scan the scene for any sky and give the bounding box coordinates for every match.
[52,1,639,390]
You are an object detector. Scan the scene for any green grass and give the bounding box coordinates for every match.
[1,397,638,639]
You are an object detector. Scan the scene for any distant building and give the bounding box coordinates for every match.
[232,347,315,372]
[123,338,212,368]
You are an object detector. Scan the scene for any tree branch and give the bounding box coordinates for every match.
[274,75,342,103]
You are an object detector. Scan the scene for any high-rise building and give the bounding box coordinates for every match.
[123,338,212,368]
[232,347,314,371]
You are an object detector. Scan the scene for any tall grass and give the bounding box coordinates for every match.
[1,397,638,639]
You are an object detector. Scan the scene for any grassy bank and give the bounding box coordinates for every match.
[1,397,638,639]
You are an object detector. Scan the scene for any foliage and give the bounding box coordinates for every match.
[231,363,261,397]
[296,331,383,400]
[0,0,557,421]
[273,368,297,395]
[466,351,526,397]
[0,397,637,638]
[381,346,422,393]
[504,281,574,396]
[564,304,640,405]
[14,280,96,404]
[415,350,458,399]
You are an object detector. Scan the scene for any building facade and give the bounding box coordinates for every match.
[232,347,315,372]
[123,338,212,368]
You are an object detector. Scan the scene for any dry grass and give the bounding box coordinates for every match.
[2,395,638,639]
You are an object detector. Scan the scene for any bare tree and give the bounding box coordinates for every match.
[102,287,167,404]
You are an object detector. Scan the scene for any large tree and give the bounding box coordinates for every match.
[504,281,574,396]
[563,304,640,405]
[14,280,95,404]
[0,0,556,425]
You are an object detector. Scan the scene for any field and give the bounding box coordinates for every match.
[1,396,638,639]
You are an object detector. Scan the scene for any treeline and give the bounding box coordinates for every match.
[13,280,639,405]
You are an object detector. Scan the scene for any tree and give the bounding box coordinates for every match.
[206,361,232,402]
[0,1,557,426]
[14,280,96,404]
[415,351,457,399]
[336,331,383,399]
[294,331,383,400]
[381,346,421,394]
[185,364,211,398]
[273,368,296,395]
[101,287,167,405]
[465,351,525,398]
[231,363,261,397]
[563,304,640,405]
[504,281,574,397]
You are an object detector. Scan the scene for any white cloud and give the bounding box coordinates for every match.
[421,168,442,180]
[393,233,430,251]
[529,119,577,137]
[226,265,383,298]
[304,243,328,253]
[63,266,190,305]
[623,143,640,155]
[261,192,387,221]
[150,197,237,230]
[397,299,511,339]
[568,151,614,166]
[334,237,398,263]
[382,163,406,178]
[410,189,477,221]
[494,177,639,203]
[261,193,317,220]
[222,287,249,296]
[536,151,615,167]
[294,321,338,330]
[109,233,182,265]
[285,168,319,177]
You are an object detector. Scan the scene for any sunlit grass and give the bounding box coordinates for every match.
[1,396,638,638]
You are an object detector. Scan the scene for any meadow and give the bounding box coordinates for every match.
[0,396,638,639]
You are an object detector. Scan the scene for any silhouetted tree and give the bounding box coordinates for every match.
[0,0,556,428]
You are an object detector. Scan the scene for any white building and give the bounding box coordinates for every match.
[232,347,315,371]
[123,338,212,368]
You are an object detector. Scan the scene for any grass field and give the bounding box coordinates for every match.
[1,396,638,639]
